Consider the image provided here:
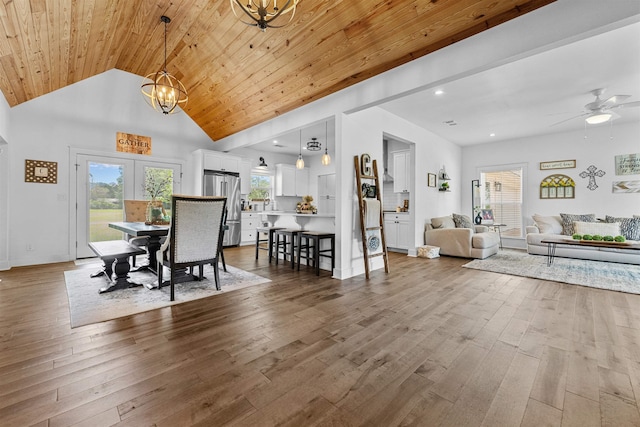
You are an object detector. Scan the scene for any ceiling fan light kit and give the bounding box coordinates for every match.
[551,88,638,127]
[585,112,613,125]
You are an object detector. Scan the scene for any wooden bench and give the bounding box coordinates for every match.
[88,240,147,293]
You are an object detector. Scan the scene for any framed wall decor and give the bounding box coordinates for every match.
[116,132,152,155]
[540,174,575,199]
[540,159,576,170]
[480,209,494,224]
[428,173,436,187]
[615,153,640,175]
[25,159,58,184]
[613,180,640,193]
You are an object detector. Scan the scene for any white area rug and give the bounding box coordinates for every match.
[463,250,640,294]
[64,263,270,328]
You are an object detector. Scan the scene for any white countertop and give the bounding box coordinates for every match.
[262,211,335,218]
[259,211,335,230]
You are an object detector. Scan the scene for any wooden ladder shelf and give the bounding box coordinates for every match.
[354,155,390,279]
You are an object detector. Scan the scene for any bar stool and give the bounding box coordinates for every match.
[255,226,284,263]
[275,229,300,269]
[297,231,335,276]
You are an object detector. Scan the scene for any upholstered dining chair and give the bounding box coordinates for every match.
[156,195,227,301]
[123,199,151,266]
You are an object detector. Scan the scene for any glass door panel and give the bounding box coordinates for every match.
[76,155,134,258]
[134,160,182,218]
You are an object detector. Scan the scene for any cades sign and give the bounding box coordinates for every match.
[116,132,152,155]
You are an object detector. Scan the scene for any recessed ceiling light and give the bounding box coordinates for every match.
[490,133,495,137]
[434,90,444,96]
[273,140,278,144]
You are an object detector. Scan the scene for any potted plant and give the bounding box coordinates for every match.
[143,170,172,224]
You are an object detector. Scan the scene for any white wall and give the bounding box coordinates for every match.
[462,121,640,248]
[336,107,460,278]
[7,70,215,267]
[210,0,638,279]
[0,92,10,269]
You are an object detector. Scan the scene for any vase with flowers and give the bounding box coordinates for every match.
[143,170,172,224]
[296,195,317,214]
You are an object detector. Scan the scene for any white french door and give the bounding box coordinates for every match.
[75,154,181,259]
[76,155,135,258]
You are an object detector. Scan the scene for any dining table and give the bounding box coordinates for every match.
[108,221,225,289]
[108,221,170,288]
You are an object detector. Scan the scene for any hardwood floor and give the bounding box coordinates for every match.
[2,247,640,426]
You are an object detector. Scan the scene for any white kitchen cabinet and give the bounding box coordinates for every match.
[317,173,336,214]
[241,211,262,245]
[318,173,336,198]
[193,149,242,195]
[275,164,296,196]
[240,160,252,195]
[392,151,410,193]
[203,151,240,173]
[295,167,309,196]
[384,213,410,250]
[275,164,308,197]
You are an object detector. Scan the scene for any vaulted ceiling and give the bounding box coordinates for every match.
[0,0,554,141]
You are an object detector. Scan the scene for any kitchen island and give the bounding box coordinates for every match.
[261,211,335,232]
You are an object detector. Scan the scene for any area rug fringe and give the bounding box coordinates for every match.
[462,249,640,294]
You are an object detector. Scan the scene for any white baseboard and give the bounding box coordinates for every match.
[10,254,71,268]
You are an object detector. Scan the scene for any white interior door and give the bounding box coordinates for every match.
[76,155,135,258]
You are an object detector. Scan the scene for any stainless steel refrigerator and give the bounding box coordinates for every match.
[203,170,241,246]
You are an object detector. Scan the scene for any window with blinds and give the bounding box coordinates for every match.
[480,168,523,238]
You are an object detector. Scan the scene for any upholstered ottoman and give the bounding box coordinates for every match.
[417,245,440,258]
[471,232,500,258]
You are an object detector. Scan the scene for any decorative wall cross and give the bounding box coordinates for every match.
[579,165,605,191]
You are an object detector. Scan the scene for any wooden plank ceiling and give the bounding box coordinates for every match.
[0,0,555,141]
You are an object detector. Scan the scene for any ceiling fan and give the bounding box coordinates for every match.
[552,88,640,126]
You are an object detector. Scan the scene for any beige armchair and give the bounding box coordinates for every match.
[424,215,499,259]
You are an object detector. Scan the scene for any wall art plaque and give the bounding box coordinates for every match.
[25,159,58,184]
[540,159,576,170]
[116,132,152,155]
[615,153,640,175]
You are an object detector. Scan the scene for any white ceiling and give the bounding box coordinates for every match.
[243,20,640,155]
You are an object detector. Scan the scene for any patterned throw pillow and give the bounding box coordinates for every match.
[605,216,640,241]
[452,213,473,229]
[559,213,596,236]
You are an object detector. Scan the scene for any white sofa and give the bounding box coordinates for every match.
[526,214,640,265]
[425,215,500,259]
